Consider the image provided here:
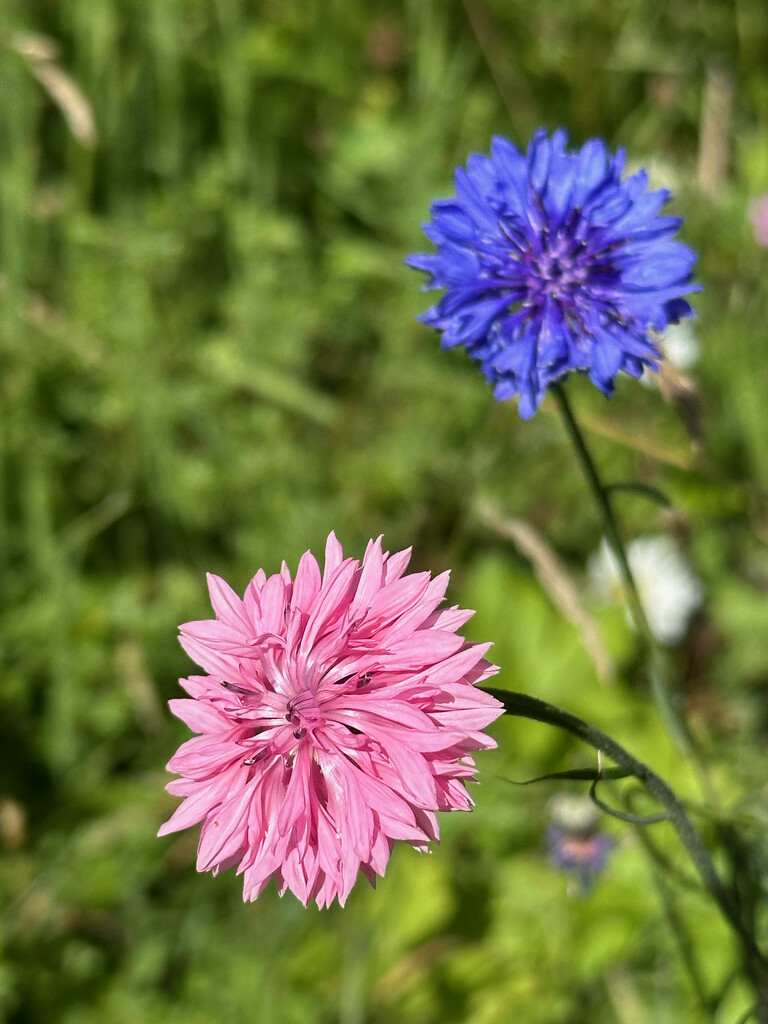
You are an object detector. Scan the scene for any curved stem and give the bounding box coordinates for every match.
[551,382,696,756]
[485,687,768,989]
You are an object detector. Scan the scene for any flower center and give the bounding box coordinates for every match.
[285,689,324,731]
[529,240,589,302]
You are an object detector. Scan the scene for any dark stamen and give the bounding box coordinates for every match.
[221,681,253,696]
[243,748,270,765]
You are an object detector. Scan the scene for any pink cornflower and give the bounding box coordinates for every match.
[159,533,502,908]
[749,194,768,247]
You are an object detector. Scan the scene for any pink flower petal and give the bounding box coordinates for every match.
[323,531,345,582]
[206,573,250,631]
[168,698,233,735]
[292,549,322,612]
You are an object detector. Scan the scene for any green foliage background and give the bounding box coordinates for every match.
[2,0,768,1021]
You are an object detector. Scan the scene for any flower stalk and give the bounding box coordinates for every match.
[486,687,768,1004]
[551,382,696,758]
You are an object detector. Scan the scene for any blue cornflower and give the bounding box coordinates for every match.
[545,793,614,896]
[408,130,698,418]
[546,826,615,895]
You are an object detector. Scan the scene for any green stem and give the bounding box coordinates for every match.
[486,687,768,993]
[551,382,695,756]
[647,848,714,1013]
[548,384,768,1016]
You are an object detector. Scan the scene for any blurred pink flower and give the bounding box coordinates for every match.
[749,195,768,247]
[159,533,502,908]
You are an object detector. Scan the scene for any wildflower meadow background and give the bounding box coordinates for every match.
[3,1,768,1021]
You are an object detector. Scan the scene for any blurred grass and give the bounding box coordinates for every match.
[2,0,768,1021]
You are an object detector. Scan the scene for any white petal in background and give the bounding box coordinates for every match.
[589,534,704,646]
[641,320,700,388]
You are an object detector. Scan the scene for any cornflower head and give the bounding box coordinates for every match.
[546,794,614,896]
[159,533,502,908]
[408,130,698,417]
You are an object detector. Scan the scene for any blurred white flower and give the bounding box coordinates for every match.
[546,793,599,834]
[661,320,699,370]
[641,320,699,387]
[589,534,704,646]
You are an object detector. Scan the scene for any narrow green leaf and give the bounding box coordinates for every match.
[502,767,631,786]
[604,481,673,507]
